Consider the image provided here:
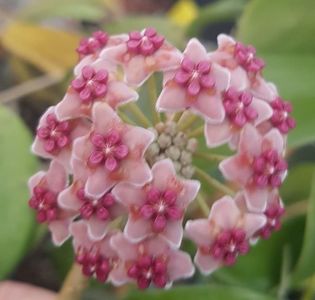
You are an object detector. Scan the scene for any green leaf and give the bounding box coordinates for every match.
[237,0,315,53]
[123,284,276,300]
[262,54,315,148]
[293,169,315,281]
[215,216,305,291]
[19,0,107,21]
[106,16,185,48]
[0,106,38,278]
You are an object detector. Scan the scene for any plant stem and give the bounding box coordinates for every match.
[187,125,204,138]
[56,263,88,300]
[194,151,227,162]
[177,112,198,131]
[196,193,210,216]
[147,75,161,124]
[171,112,183,123]
[302,273,315,300]
[194,167,235,196]
[127,102,151,127]
[283,200,308,222]
[117,110,136,125]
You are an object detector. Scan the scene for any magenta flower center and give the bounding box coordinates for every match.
[127,255,168,289]
[139,187,182,233]
[174,57,215,96]
[271,97,296,134]
[88,130,129,172]
[202,228,249,266]
[76,188,116,221]
[76,31,108,57]
[28,185,58,223]
[252,149,287,188]
[258,201,285,239]
[234,42,265,73]
[127,27,164,56]
[223,88,258,127]
[37,113,71,153]
[76,248,111,282]
[71,66,108,103]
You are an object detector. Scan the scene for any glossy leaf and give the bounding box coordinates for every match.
[1,22,81,75]
[0,106,38,278]
[293,170,315,281]
[123,284,276,300]
[237,0,315,53]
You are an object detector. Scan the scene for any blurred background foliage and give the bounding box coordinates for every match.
[0,0,314,299]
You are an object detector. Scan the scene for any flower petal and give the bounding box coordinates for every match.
[239,124,262,156]
[46,160,67,193]
[211,63,230,92]
[124,55,148,86]
[168,250,195,281]
[124,217,151,242]
[112,183,146,207]
[244,187,269,213]
[123,159,152,186]
[162,220,184,248]
[195,250,221,275]
[251,98,273,125]
[86,168,115,198]
[156,85,188,113]
[87,217,109,240]
[123,126,154,154]
[263,128,285,154]
[55,92,82,120]
[205,120,232,147]
[184,38,208,62]
[58,185,81,211]
[110,232,138,261]
[28,171,45,191]
[151,159,176,190]
[243,213,266,238]
[49,219,71,246]
[185,219,212,245]
[107,80,138,108]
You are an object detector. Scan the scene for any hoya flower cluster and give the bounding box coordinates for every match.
[28,28,295,289]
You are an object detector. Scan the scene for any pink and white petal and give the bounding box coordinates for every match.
[92,103,121,134]
[251,98,273,125]
[154,48,182,71]
[168,250,195,281]
[185,219,212,245]
[184,38,208,62]
[234,192,248,211]
[70,221,92,250]
[58,185,81,211]
[49,219,71,246]
[100,43,127,63]
[195,250,221,275]
[74,55,96,76]
[124,55,149,86]
[123,126,155,153]
[156,85,188,113]
[205,121,232,148]
[219,155,252,185]
[151,159,176,190]
[110,232,138,261]
[145,236,170,256]
[177,179,200,207]
[31,137,52,160]
[71,158,89,182]
[28,171,45,191]
[54,149,72,172]
[87,217,109,240]
[239,124,262,156]
[263,128,285,154]
[124,217,151,242]
[99,234,117,257]
[46,160,67,193]
[243,213,266,238]
[106,80,138,108]
[211,63,230,92]
[193,92,225,123]
[230,67,249,90]
[210,196,241,229]
[110,263,130,286]
[244,187,269,213]
[217,34,235,49]
[162,220,184,248]
[112,183,146,207]
[71,119,91,139]
[92,57,117,74]
[228,133,240,150]
[123,159,152,187]
[72,135,91,161]
[162,71,176,86]
[55,92,82,121]
[251,76,275,102]
[86,168,115,198]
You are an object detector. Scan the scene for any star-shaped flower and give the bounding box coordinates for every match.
[72,103,154,197]
[110,233,195,289]
[113,159,200,247]
[219,124,287,212]
[156,38,230,123]
[185,196,266,275]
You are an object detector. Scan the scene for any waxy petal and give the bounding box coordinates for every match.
[205,120,232,147]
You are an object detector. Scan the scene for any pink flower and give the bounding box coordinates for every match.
[270,97,296,134]
[101,27,182,86]
[58,160,125,240]
[156,38,230,123]
[71,221,119,283]
[205,87,273,148]
[31,106,90,171]
[110,232,195,289]
[219,124,287,212]
[72,102,154,197]
[28,160,74,245]
[56,59,138,120]
[209,34,274,101]
[113,159,200,247]
[185,196,266,275]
